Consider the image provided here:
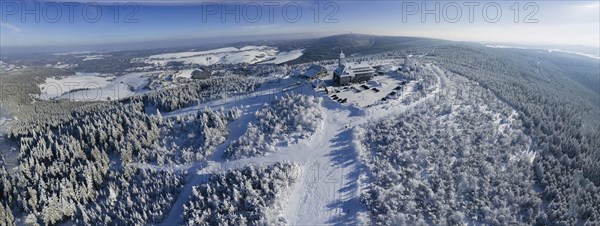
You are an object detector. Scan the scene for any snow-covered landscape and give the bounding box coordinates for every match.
[37,72,151,101]
[3,40,600,225]
[138,46,304,66]
[1,4,600,224]
[3,50,455,224]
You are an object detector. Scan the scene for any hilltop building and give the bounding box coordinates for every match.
[333,50,375,86]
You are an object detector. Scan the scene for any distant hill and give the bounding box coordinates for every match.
[239,34,451,64]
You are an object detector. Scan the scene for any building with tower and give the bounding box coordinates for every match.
[333,50,375,86]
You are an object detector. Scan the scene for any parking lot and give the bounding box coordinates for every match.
[326,75,410,108]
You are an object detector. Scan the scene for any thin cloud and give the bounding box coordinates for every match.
[0,22,22,33]
[581,2,600,9]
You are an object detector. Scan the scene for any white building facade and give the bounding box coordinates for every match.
[333,50,375,86]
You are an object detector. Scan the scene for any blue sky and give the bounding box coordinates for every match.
[1,0,599,51]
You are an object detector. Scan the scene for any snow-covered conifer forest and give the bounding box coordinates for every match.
[224,94,324,160]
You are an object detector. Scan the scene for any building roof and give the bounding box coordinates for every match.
[311,78,326,88]
[352,63,372,69]
[335,62,375,76]
[352,66,375,74]
[304,64,325,78]
[335,65,354,78]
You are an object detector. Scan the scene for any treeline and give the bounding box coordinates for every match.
[130,76,261,112]
[0,67,93,122]
[223,94,323,160]
[184,162,299,226]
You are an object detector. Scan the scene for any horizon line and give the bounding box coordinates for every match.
[1,33,599,56]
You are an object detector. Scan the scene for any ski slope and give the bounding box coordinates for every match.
[155,63,443,225]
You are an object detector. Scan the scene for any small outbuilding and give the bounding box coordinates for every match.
[303,64,328,81]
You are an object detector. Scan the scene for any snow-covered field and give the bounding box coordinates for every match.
[259,49,304,64]
[140,46,303,66]
[37,72,151,101]
[52,63,76,69]
[51,51,110,61]
[81,54,109,61]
